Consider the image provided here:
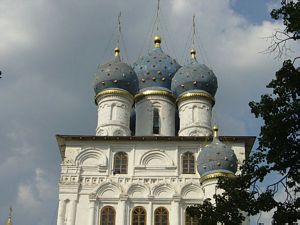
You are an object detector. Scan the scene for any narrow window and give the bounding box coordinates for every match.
[182,152,195,174]
[110,104,115,120]
[100,206,115,225]
[192,106,198,123]
[153,108,160,134]
[113,152,128,174]
[154,207,169,225]
[185,212,199,225]
[132,206,146,225]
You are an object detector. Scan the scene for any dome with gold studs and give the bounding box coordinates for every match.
[197,126,238,177]
[133,36,180,91]
[171,49,218,98]
[94,48,138,95]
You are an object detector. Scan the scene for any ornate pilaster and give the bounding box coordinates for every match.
[67,200,77,225]
[117,195,128,225]
[88,199,96,225]
[147,197,153,225]
[171,196,181,225]
[57,200,66,225]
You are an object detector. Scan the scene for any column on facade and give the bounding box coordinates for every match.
[57,200,66,225]
[88,200,96,225]
[171,198,180,225]
[117,198,127,225]
[147,201,153,225]
[67,200,77,225]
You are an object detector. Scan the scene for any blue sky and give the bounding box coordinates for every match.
[0,0,298,225]
[232,0,276,23]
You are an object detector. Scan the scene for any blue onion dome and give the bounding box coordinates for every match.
[171,49,218,98]
[133,36,181,91]
[94,48,138,96]
[197,126,238,179]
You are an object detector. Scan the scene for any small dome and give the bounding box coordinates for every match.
[133,36,180,91]
[94,48,138,95]
[171,49,217,97]
[197,127,238,177]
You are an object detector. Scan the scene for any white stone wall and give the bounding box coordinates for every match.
[178,97,213,136]
[96,95,133,136]
[135,95,175,136]
[57,139,248,225]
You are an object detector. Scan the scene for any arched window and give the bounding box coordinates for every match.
[132,206,146,225]
[100,206,115,225]
[154,207,169,225]
[182,152,195,174]
[153,108,160,134]
[185,212,199,225]
[113,152,128,174]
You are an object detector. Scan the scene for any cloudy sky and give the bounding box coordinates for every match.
[0,0,299,225]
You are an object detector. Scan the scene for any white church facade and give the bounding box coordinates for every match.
[55,35,255,225]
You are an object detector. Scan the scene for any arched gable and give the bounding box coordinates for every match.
[152,183,177,198]
[75,148,107,167]
[139,150,174,167]
[94,181,123,198]
[127,183,150,198]
[180,183,203,199]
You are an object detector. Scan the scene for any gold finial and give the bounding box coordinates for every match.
[190,48,196,59]
[6,207,12,225]
[154,35,161,48]
[114,47,120,57]
[213,126,218,138]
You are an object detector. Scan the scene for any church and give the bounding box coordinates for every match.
[54,24,255,225]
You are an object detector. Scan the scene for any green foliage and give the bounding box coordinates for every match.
[186,198,245,225]
[271,0,300,40]
[249,60,300,178]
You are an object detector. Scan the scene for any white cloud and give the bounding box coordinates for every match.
[0,0,35,55]
[35,168,56,200]
[17,183,41,210]
[17,168,56,207]
[15,168,58,225]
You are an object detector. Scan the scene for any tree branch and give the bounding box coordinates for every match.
[262,30,295,58]
[292,56,300,64]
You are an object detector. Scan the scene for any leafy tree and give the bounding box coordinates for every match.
[187,1,300,224]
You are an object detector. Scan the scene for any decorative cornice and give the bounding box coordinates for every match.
[176,91,215,105]
[56,135,256,160]
[95,89,133,105]
[134,90,176,103]
[200,172,235,183]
